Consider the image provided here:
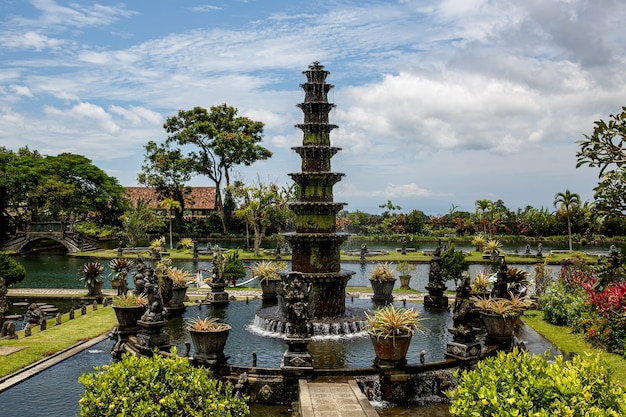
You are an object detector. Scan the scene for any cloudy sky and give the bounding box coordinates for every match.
[2,0,625,215]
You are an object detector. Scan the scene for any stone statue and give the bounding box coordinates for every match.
[452,272,473,328]
[212,250,226,285]
[491,260,509,299]
[24,303,45,325]
[281,272,312,338]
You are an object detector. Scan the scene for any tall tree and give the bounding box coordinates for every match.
[138,140,193,212]
[474,199,492,235]
[553,189,581,252]
[163,105,272,233]
[160,198,182,249]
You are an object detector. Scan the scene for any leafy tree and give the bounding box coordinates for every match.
[138,140,192,217]
[163,105,272,233]
[230,179,291,256]
[577,106,626,216]
[553,189,581,252]
[0,148,125,240]
[404,209,427,234]
[0,252,26,286]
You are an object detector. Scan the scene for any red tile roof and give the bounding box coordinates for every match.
[124,187,216,210]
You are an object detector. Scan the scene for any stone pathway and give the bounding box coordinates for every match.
[299,380,379,417]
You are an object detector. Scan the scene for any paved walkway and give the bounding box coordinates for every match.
[299,380,379,417]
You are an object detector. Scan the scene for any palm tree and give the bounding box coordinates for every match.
[160,198,182,249]
[475,199,492,236]
[553,189,581,252]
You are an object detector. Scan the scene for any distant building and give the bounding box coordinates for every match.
[124,187,216,219]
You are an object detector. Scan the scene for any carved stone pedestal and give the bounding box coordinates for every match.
[281,337,313,373]
[424,286,449,310]
[135,320,170,353]
[205,283,230,306]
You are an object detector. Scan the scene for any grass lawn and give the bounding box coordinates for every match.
[74,248,594,265]
[0,306,117,379]
[522,309,626,385]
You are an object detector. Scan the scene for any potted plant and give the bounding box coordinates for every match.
[112,293,148,332]
[471,272,491,295]
[472,292,531,342]
[471,235,485,252]
[186,316,232,364]
[396,261,416,290]
[79,262,104,296]
[370,262,396,302]
[366,304,426,366]
[252,260,286,300]
[165,267,191,310]
[108,258,135,296]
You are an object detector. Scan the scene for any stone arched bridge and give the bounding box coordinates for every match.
[2,226,100,254]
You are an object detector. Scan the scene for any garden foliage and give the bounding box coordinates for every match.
[447,348,626,416]
[78,351,249,417]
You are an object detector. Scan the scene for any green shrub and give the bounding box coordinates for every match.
[447,348,626,416]
[539,280,588,327]
[78,351,249,417]
[0,252,26,286]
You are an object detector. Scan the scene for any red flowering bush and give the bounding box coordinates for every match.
[582,280,626,356]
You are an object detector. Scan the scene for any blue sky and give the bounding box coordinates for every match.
[2,0,626,215]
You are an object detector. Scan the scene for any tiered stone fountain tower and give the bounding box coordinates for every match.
[283,61,355,318]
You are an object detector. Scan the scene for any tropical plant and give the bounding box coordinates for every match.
[471,235,485,252]
[78,349,249,416]
[178,237,194,249]
[167,267,192,288]
[108,258,135,281]
[161,198,182,250]
[506,266,529,295]
[252,260,286,283]
[78,262,104,287]
[471,272,490,293]
[554,189,581,252]
[186,316,231,332]
[366,304,427,338]
[370,262,395,281]
[150,236,165,251]
[112,293,148,307]
[472,293,530,318]
[483,239,502,255]
[395,261,416,277]
[447,348,626,416]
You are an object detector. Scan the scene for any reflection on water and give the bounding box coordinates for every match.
[11,253,564,291]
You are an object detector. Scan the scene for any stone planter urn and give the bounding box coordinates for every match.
[166,286,188,312]
[112,305,145,333]
[399,274,411,290]
[87,280,103,296]
[369,333,413,367]
[370,279,396,302]
[188,327,231,364]
[480,312,517,343]
[260,279,280,301]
